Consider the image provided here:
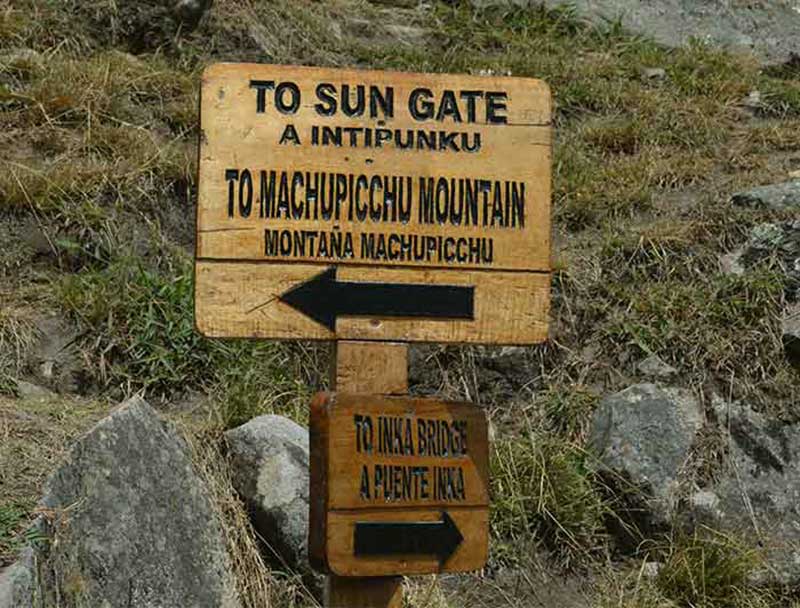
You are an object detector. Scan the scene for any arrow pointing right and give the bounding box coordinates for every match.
[353,512,464,564]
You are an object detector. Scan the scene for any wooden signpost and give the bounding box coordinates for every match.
[310,393,489,577]
[194,63,552,607]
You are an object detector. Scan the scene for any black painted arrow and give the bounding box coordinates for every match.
[278,267,475,331]
[353,512,464,563]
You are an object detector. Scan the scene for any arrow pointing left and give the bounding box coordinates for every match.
[278,266,475,331]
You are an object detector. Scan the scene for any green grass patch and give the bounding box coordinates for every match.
[59,250,323,427]
[602,270,784,383]
[0,502,29,564]
[491,425,607,566]
[654,528,767,608]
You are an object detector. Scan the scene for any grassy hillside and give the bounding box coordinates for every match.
[2,0,800,606]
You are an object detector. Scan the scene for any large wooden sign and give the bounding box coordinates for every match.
[309,393,489,577]
[194,63,552,344]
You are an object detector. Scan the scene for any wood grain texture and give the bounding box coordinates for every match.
[324,395,489,510]
[326,575,402,608]
[194,63,552,344]
[197,63,552,271]
[310,392,489,577]
[322,342,407,607]
[333,341,408,395]
[194,262,549,344]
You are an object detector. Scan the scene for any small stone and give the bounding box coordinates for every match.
[741,90,762,110]
[737,220,800,300]
[226,415,310,575]
[641,561,662,579]
[688,490,723,524]
[172,0,212,26]
[13,380,53,400]
[636,354,677,378]
[719,249,745,275]
[640,67,666,80]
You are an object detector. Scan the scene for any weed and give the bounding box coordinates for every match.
[536,385,599,442]
[654,528,767,608]
[491,425,606,566]
[0,502,28,564]
[59,248,324,426]
[602,270,785,385]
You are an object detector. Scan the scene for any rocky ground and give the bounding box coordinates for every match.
[1,0,800,607]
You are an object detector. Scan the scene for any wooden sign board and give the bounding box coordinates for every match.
[195,63,552,344]
[309,393,489,577]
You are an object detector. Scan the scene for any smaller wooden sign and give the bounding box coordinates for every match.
[310,393,489,577]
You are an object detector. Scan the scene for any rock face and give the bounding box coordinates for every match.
[0,549,33,608]
[731,180,800,211]
[4,396,240,608]
[709,399,800,585]
[226,415,310,574]
[589,384,703,528]
[472,0,800,64]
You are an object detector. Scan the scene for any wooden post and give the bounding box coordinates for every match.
[326,340,407,608]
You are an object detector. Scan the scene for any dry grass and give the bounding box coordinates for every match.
[1,0,800,604]
[184,425,308,608]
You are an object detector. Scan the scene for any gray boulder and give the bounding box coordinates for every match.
[226,415,310,574]
[590,384,703,529]
[709,399,800,585]
[0,548,34,608]
[731,180,800,212]
[472,0,800,64]
[7,396,240,608]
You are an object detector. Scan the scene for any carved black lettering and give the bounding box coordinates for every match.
[279,123,301,145]
[359,465,370,499]
[238,169,252,217]
[315,82,337,116]
[275,81,300,114]
[409,87,434,121]
[511,181,525,227]
[225,169,238,217]
[369,86,394,119]
[342,84,365,117]
[486,91,508,124]
[264,229,278,256]
[436,90,462,122]
[375,128,392,148]
[249,80,274,113]
[459,90,483,122]
[259,170,276,218]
